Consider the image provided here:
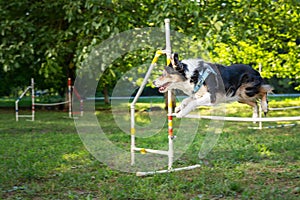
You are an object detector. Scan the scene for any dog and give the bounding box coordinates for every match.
[153,53,273,118]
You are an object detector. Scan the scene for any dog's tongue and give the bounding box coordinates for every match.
[159,86,165,92]
[158,83,169,93]
[158,82,170,92]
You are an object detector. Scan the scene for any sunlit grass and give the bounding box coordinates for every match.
[0,97,299,199]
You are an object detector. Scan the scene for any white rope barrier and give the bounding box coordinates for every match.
[269,106,300,111]
[35,101,70,106]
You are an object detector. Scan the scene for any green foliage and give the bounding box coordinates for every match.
[209,0,300,82]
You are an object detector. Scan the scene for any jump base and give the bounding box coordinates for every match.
[136,164,201,177]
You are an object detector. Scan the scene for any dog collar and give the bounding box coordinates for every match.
[193,64,217,94]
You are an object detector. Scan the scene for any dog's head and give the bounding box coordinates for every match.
[153,53,188,93]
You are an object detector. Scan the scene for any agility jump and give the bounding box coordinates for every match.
[130,19,300,176]
[15,78,35,121]
[130,19,201,176]
[15,78,83,121]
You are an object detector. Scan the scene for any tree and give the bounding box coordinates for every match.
[207,0,300,90]
[1,0,299,99]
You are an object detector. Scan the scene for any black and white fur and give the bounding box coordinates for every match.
[153,53,273,118]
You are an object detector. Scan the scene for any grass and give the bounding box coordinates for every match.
[0,98,299,199]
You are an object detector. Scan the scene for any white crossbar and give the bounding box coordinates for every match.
[18,115,33,117]
[133,147,169,156]
[249,124,296,129]
[182,114,300,122]
[269,106,300,111]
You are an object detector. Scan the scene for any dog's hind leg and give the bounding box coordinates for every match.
[261,92,268,116]
[176,93,212,118]
[259,84,273,116]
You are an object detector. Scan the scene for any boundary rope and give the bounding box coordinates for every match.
[269,106,300,111]
[35,101,70,106]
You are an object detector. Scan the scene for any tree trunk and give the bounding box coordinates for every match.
[164,90,176,112]
[103,86,110,104]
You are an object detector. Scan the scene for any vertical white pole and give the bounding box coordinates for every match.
[164,18,174,170]
[68,78,72,118]
[258,101,262,129]
[15,101,19,121]
[31,78,35,121]
[80,99,83,117]
[130,106,135,165]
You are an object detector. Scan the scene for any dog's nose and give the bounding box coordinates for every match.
[153,80,156,86]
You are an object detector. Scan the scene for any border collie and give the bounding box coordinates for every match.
[153,53,273,118]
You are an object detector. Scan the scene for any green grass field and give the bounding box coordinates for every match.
[0,98,299,199]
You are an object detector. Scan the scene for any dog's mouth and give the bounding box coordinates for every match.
[158,82,170,93]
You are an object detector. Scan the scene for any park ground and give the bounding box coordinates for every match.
[0,97,299,199]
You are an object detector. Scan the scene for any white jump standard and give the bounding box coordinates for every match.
[15,78,35,121]
[130,19,200,176]
[15,78,82,121]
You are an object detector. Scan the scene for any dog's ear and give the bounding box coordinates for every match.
[172,52,182,71]
[173,53,180,67]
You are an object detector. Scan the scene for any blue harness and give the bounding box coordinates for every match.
[193,65,217,94]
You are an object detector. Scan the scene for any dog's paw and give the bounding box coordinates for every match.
[174,106,181,113]
[175,112,183,118]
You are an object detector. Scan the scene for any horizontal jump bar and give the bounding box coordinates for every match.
[136,164,201,176]
[174,114,300,122]
[248,124,296,129]
[17,115,33,117]
[133,147,169,156]
[269,106,300,111]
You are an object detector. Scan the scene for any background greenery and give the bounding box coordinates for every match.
[1,0,300,98]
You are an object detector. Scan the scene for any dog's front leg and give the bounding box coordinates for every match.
[243,101,258,123]
[176,93,211,118]
[175,96,194,113]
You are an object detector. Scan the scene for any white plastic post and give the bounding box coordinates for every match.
[130,60,158,165]
[130,106,136,165]
[15,101,19,121]
[15,84,32,121]
[164,18,174,170]
[80,99,83,117]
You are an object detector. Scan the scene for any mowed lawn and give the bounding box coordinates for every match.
[0,98,299,200]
